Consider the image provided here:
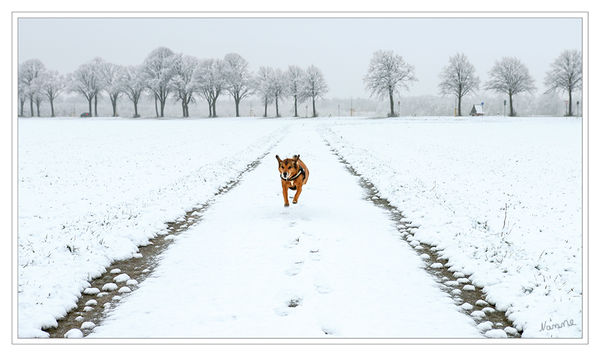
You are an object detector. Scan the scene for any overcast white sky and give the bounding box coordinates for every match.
[18,17,582,98]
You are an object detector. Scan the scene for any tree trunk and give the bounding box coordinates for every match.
[50,99,55,117]
[275,94,280,117]
[154,95,159,117]
[182,100,186,117]
[212,101,217,118]
[293,95,298,117]
[388,88,395,117]
[207,101,212,118]
[264,98,268,117]
[88,98,92,116]
[36,101,41,117]
[111,98,118,117]
[29,97,34,117]
[94,94,98,117]
[20,99,25,117]
[457,84,463,117]
[235,99,240,117]
[160,98,166,117]
[509,93,514,117]
[133,100,139,118]
[568,89,573,116]
[312,96,317,117]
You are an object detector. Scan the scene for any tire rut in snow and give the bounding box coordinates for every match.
[43,151,272,338]
[326,142,521,339]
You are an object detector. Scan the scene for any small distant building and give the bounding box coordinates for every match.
[470,104,484,116]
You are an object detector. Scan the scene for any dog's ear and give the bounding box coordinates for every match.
[293,154,300,161]
[275,155,281,163]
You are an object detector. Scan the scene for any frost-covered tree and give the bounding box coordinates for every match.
[18,59,46,116]
[485,57,536,117]
[194,58,226,118]
[18,84,26,117]
[33,92,44,116]
[172,54,199,118]
[99,62,126,117]
[255,66,275,117]
[36,70,66,117]
[70,59,103,116]
[90,58,106,116]
[438,53,480,116]
[271,69,288,117]
[301,65,328,117]
[223,53,253,117]
[143,47,177,117]
[123,65,146,118]
[30,81,45,117]
[544,50,582,116]
[286,65,305,117]
[364,50,416,117]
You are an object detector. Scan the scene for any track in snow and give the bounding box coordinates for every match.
[327,142,519,338]
[84,125,487,338]
[45,142,278,338]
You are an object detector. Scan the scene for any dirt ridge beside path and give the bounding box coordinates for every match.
[45,147,276,338]
[326,142,521,339]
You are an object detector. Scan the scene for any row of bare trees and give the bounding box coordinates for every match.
[364,49,582,117]
[18,47,329,118]
[18,48,581,118]
[18,60,65,118]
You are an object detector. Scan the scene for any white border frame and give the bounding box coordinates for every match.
[11,11,589,346]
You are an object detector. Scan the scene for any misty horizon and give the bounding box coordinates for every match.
[18,17,582,99]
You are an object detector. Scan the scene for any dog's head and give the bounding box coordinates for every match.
[276,154,300,180]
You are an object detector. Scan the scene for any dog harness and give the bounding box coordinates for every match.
[281,166,306,182]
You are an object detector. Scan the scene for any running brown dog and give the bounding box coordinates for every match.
[276,154,309,207]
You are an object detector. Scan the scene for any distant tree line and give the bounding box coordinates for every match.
[17,47,329,118]
[18,47,581,118]
[364,49,582,117]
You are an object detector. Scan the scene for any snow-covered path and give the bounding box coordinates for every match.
[90,124,481,338]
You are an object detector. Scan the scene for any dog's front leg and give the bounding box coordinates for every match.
[292,185,302,204]
[282,182,290,207]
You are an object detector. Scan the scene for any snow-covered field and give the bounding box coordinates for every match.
[323,116,583,338]
[17,117,283,337]
[17,116,583,339]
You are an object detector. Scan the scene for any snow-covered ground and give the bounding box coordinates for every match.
[17,117,283,338]
[17,116,582,339]
[90,127,480,338]
[323,116,583,338]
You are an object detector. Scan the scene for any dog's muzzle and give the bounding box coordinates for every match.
[281,167,304,182]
